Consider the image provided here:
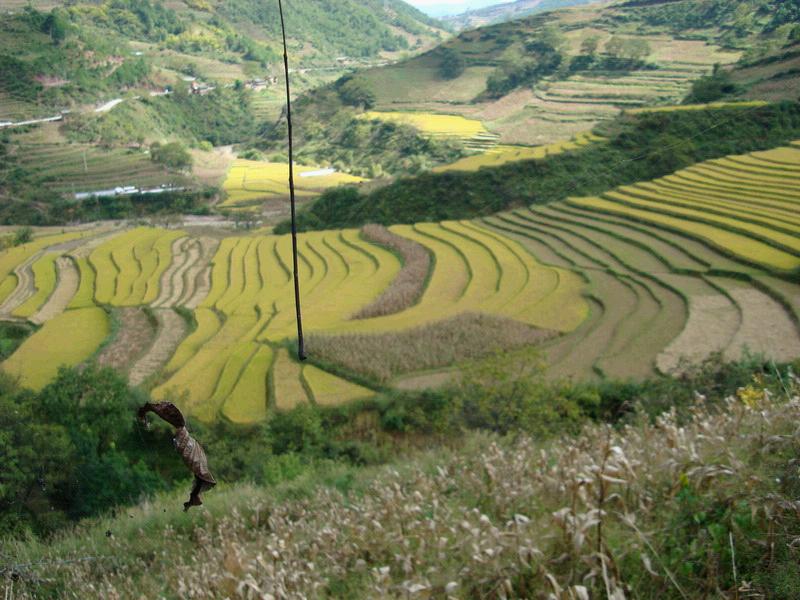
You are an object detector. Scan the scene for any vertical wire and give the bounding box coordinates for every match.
[278,0,306,360]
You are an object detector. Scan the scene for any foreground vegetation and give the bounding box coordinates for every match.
[3,355,799,598]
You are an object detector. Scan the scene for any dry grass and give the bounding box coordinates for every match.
[6,376,800,598]
[353,225,431,320]
[307,312,556,382]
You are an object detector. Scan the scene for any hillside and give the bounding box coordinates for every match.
[5,368,800,598]
[261,0,797,187]
[0,0,446,221]
[0,0,445,66]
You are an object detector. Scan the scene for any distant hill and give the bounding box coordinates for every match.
[0,0,446,65]
[443,0,612,30]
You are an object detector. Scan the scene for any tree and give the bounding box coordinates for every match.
[13,227,32,246]
[580,35,601,57]
[684,70,738,104]
[623,38,651,61]
[537,25,567,54]
[439,47,465,80]
[150,141,193,170]
[457,348,597,437]
[41,12,67,45]
[604,36,625,58]
[337,76,376,109]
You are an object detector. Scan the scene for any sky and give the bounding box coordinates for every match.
[405,0,506,17]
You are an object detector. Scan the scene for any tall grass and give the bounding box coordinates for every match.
[5,372,800,598]
[352,224,431,320]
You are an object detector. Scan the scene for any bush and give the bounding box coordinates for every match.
[438,47,465,80]
[684,67,739,103]
[150,141,192,170]
[13,227,33,246]
[336,75,376,109]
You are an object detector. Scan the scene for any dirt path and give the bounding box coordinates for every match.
[96,307,157,374]
[30,257,79,325]
[129,309,189,386]
[0,253,39,317]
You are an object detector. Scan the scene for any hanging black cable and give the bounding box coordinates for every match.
[278,0,306,361]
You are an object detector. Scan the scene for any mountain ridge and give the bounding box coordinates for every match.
[443,0,612,30]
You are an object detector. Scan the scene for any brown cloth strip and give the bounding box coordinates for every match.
[138,402,217,511]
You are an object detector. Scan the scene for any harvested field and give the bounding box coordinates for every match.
[129,309,190,386]
[96,308,157,375]
[657,279,741,374]
[353,224,431,319]
[150,237,219,309]
[712,277,800,364]
[31,257,80,325]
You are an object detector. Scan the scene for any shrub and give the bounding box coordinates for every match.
[438,47,465,80]
[684,68,739,103]
[150,141,192,170]
[337,75,376,109]
[13,227,33,246]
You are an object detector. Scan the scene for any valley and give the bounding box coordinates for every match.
[1,1,800,596]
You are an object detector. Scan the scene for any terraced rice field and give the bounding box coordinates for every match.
[359,111,500,151]
[151,222,588,420]
[483,142,800,379]
[1,140,798,413]
[1,307,109,390]
[221,159,367,210]
[568,143,800,273]
[434,132,602,173]
[7,141,188,195]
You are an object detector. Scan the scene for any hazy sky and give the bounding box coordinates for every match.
[406,0,506,17]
